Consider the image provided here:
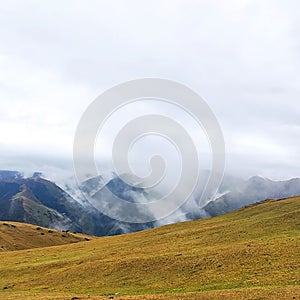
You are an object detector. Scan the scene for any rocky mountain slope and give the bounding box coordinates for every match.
[0,171,154,236]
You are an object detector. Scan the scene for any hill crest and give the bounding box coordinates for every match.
[0,221,92,251]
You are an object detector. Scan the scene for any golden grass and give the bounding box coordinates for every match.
[0,221,92,251]
[0,196,299,299]
[0,285,299,300]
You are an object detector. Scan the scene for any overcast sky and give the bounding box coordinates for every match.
[0,0,299,182]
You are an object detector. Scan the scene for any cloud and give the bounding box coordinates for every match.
[0,0,299,182]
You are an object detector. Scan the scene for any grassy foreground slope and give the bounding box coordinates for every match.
[0,221,92,251]
[0,196,299,299]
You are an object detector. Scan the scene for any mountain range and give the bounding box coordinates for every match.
[0,170,299,236]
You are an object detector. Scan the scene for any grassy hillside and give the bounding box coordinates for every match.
[0,221,92,251]
[0,196,299,299]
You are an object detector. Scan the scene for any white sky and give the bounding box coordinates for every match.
[0,0,299,181]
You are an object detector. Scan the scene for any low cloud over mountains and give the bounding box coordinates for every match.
[0,170,299,236]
